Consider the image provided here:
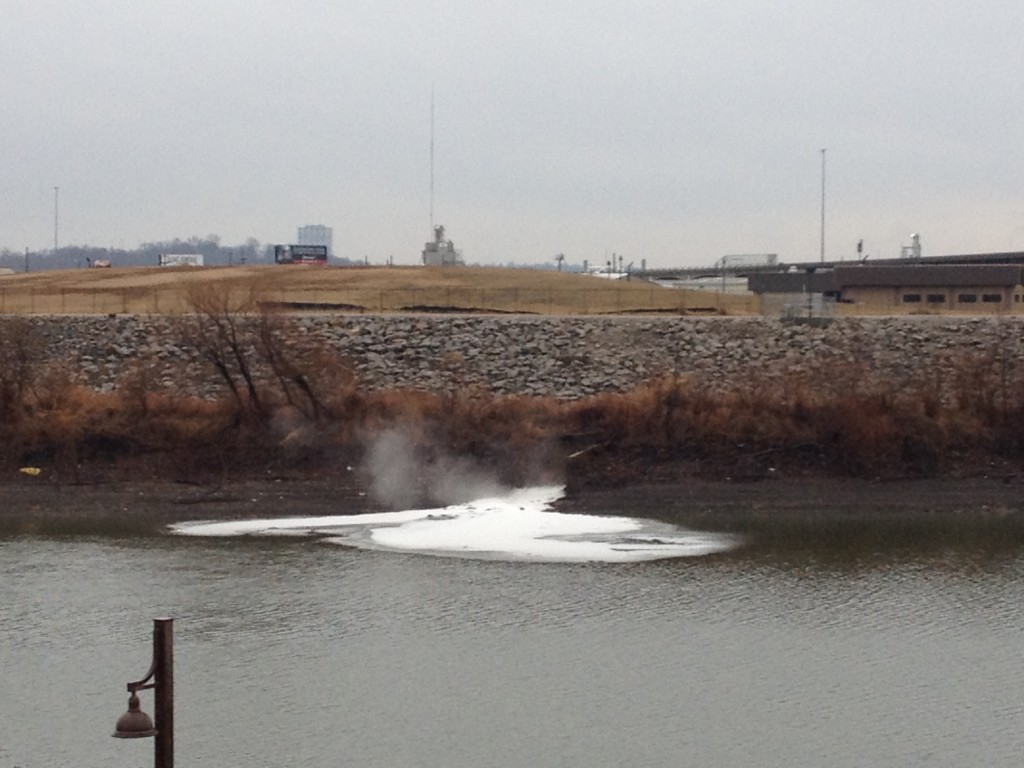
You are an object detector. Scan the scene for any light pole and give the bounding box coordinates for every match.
[53,186,59,253]
[113,618,174,768]
[819,148,826,263]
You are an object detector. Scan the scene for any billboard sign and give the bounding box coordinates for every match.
[274,244,328,264]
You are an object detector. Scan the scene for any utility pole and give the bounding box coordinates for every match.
[819,149,826,263]
[53,186,60,253]
[429,84,435,230]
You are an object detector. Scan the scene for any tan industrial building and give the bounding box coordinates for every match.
[749,264,1024,315]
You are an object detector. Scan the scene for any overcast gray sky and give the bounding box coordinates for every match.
[4,1,1023,267]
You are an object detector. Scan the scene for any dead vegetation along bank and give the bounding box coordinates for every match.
[3,294,1024,494]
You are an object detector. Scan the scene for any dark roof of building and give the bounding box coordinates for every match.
[749,264,1024,294]
[748,271,836,294]
[858,251,1024,267]
[790,251,1024,272]
[835,264,1024,287]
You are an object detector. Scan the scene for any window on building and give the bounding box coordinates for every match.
[926,294,945,304]
[982,294,1002,303]
[958,294,977,303]
[902,293,922,303]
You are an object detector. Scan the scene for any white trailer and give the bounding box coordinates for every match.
[718,253,778,269]
[159,253,204,267]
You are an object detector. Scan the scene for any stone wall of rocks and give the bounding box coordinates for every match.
[12,314,1024,400]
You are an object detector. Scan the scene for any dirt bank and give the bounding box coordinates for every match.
[4,473,1024,545]
[0,474,378,536]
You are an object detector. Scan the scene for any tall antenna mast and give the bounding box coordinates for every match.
[819,148,826,263]
[430,83,435,229]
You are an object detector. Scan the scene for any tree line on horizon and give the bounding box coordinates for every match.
[0,235,310,273]
[0,236,581,274]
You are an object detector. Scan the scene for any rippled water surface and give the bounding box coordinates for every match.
[3,500,1024,767]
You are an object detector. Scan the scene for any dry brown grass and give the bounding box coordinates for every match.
[0,264,757,315]
[2,345,1024,489]
[556,350,1024,488]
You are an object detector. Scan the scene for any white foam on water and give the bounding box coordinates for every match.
[169,485,738,563]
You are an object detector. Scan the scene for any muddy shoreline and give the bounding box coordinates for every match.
[3,473,1024,542]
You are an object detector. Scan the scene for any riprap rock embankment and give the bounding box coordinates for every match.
[16,314,1024,399]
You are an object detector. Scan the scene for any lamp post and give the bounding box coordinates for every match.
[819,148,826,263]
[53,186,59,253]
[113,618,174,768]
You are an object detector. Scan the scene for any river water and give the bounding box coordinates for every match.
[2,487,1023,767]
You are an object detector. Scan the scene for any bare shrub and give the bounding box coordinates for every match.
[15,366,92,480]
[176,279,358,428]
[176,279,267,415]
[0,318,41,423]
[252,311,357,422]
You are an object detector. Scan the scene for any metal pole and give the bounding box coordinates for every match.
[154,618,174,768]
[819,149,826,263]
[54,186,60,253]
[430,84,435,230]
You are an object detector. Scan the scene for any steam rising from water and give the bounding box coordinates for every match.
[364,429,505,509]
[171,486,738,563]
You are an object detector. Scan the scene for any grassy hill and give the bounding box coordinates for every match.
[0,264,757,315]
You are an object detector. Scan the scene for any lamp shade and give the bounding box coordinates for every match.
[113,693,157,739]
